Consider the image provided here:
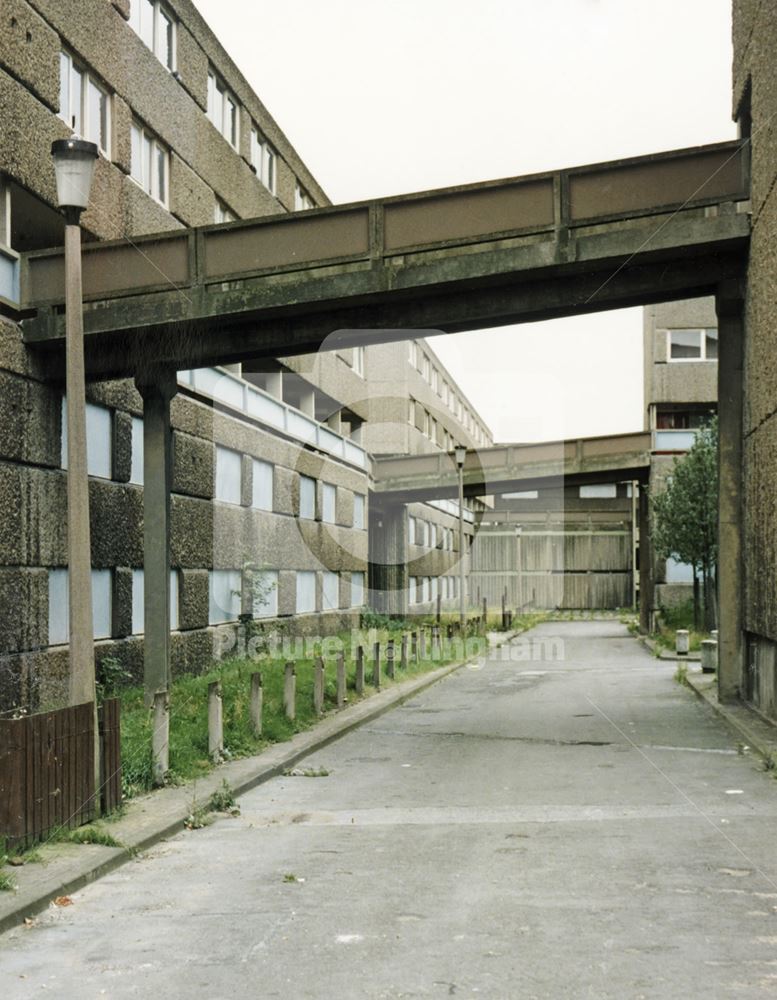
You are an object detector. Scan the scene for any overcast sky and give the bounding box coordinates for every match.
[196,0,735,443]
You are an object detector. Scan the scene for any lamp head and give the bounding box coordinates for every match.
[454,446,467,468]
[51,137,98,216]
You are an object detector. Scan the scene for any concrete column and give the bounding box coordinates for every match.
[638,484,652,634]
[716,283,745,702]
[136,369,177,784]
[326,409,342,433]
[265,371,282,399]
[299,386,315,418]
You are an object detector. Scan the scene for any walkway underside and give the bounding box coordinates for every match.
[20,141,749,379]
[373,432,651,501]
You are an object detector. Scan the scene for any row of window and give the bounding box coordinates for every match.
[408,516,455,551]
[408,398,466,453]
[502,485,631,501]
[409,576,459,605]
[408,341,489,446]
[666,328,718,362]
[59,30,309,212]
[48,567,367,644]
[61,401,366,529]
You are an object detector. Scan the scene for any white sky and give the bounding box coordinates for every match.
[195,0,735,442]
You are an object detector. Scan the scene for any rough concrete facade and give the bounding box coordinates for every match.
[732,0,777,718]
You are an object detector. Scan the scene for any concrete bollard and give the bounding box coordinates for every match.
[208,680,223,763]
[432,626,440,658]
[250,671,263,737]
[482,597,488,624]
[436,592,441,624]
[701,639,718,674]
[419,630,427,660]
[386,639,395,679]
[411,631,418,662]
[372,642,381,689]
[283,662,296,721]
[676,630,690,656]
[400,634,408,671]
[336,652,346,708]
[355,645,365,695]
[314,656,325,716]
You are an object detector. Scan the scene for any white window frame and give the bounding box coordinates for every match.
[296,570,316,614]
[294,182,315,211]
[300,475,316,519]
[209,569,242,625]
[351,571,365,608]
[250,127,277,194]
[215,446,242,505]
[59,50,111,155]
[322,570,339,611]
[214,200,236,223]
[207,69,239,148]
[129,0,176,70]
[61,397,112,479]
[666,328,718,362]
[252,569,278,619]
[130,120,169,207]
[353,493,365,531]
[351,345,365,377]
[49,568,112,643]
[322,482,337,524]
[251,459,273,511]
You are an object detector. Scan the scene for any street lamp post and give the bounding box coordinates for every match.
[51,138,98,709]
[455,447,467,630]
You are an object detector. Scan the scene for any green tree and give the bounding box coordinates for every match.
[650,418,718,631]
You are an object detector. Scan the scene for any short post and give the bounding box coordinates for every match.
[432,625,440,659]
[447,623,454,640]
[355,645,365,695]
[501,592,507,630]
[419,629,427,660]
[701,639,718,674]
[314,656,325,716]
[676,630,690,656]
[250,670,263,737]
[436,592,442,624]
[482,597,487,624]
[208,680,223,763]
[400,634,408,670]
[336,652,346,707]
[372,641,381,689]
[152,691,169,786]
[284,662,296,721]
[411,631,418,662]
[386,639,395,679]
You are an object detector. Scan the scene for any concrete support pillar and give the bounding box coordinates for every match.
[716,283,745,702]
[638,484,652,634]
[299,386,315,418]
[266,371,282,399]
[326,409,342,433]
[136,369,177,784]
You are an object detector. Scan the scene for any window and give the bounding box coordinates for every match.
[422,577,431,603]
[351,345,365,377]
[214,200,236,223]
[61,398,112,479]
[296,570,316,613]
[408,515,415,545]
[353,493,365,531]
[252,459,273,511]
[322,571,339,610]
[300,475,316,519]
[209,569,241,624]
[294,182,315,211]
[322,483,336,524]
[59,50,110,154]
[408,397,416,425]
[503,490,539,500]
[409,577,417,605]
[215,446,242,504]
[252,569,278,618]
[129,1,176,70]
[130,416,144,485]
[48,568,112,644]
[250,128,276,194]
[131,568,180,634]
[408,341,418,367]
[207,70,239,148]
[130,121,169,206]
[579,484,617,499]
[351,571,365,608]
[422,354,431,382]
[430,523,437,548]
[667,328,719,361]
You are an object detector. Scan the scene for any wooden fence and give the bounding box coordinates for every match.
[0,699,121,851]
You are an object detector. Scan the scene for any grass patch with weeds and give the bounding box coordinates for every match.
[0,871,16,892]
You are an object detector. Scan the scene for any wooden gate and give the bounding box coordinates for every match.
[0,699,121,851]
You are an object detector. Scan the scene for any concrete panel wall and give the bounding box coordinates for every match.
[733,0,777,722]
